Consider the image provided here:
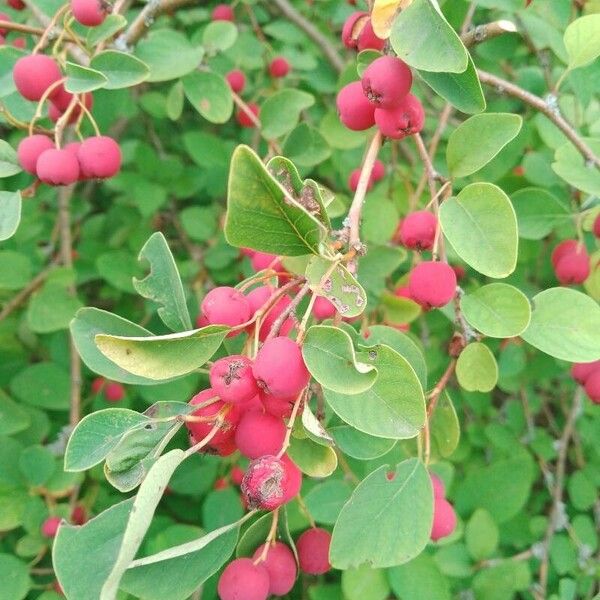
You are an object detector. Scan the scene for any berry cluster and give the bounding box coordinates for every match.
[570,360,600,404]
[551,240,592,286]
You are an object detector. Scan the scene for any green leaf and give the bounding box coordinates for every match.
[166,80,184,121]
[64,61,108,93]
[0,553,31,600]
[446,113,522,177]
[10,363,70,410]
[429,391,460,460]
[202,20,238,52]
[521,288,600,362]
[70,308,160,385]
[0,140,21,178]
[302,326,376,394]
[288,436,337,477]
[456,342,498,393]
[261,89,315,139]
[90,51,149,89]
[460,283,531,338]
[27,281,83,333]
[389,0,468,73]
[0,391,30,436]
[380,291,422,326]
[132,232,192,332]
[301,404,334,447]
[135,30,204,82]
[236,513,272,557]
[0,191,21,241]
[19,445,55,486]
[342,565,390,600]
[324,344,425,439]
[95,326,228,380]
[389,553,451,600]
[466,509,499,561]
[330,460,433,568]
[304,481,353,525]
[511,187,569,240]
[439,183,518,278]
[419,55,485,114]
[86,14,127,46]
[552,138,600,195]
[306,257,367,318]
[563,14,600,70]
[225,145,326,256]
[282,123,331,168]
[182,70,233,124]
[329,425,396,461]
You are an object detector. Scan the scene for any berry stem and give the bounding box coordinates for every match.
[253,508,280,565]
[184,406,231,458]
[276,390,306,459]
[32,3,70,53]
[295,493,317,529]
[54,95,80,148]
[265,281,310,341]
[28,77,67,136]
[75,97,101,136]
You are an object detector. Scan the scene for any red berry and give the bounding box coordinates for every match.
[64,141,82,158]
[202,286,252,329]
[312,296,336,320]
[41,516,62,538]
[17,135,54,174]
[214,437,238,457]
[371,159,385,182]
[36,148,80,186]
[91,376,105,394]
[209,355,259,404]
[337,81,375,131]
[236,103,260,128]
[250,251,283,272]
[77,136,121,179]
[253,337,310,398]
[269,57,290,79]
[296,527,331,574]
[394,285,411,299]
[13,54,62,101]
[230,465,245,486]
[212,3,234,21]
[71,0,106,27]
[593,214,600,239]
[70,505,87,525]
[409,261,457,309]
[551,239,580,268]
[259,390,297,419]
[252,542,297,596]
[7,0,26,9]
[430,497,457,541]
[341,11,367,48]
[235,410,287,459]
[357,18,385,51]
[104,382,124,402]
[52,87,93,113]
[375,93,425,139]
[12,37,26,49]
[554,250,590,285]
[452,264,466,281]
[196,313,209,328]
[241,454,301,510]
[571,361,600,385]
[0,12,10,35]
[217,558,269,600]
[399,210,437,250]
[362,56,412,109]
[186,389,240,447]
[584,370,600,404]
[348,168,373,193]
[430,473,445,499]
[226,69,245,93]
[214,477,229,490]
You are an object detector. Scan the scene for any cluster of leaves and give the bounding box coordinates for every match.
[0,0,599,600]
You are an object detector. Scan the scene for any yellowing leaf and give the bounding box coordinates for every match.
[372,0,412,39]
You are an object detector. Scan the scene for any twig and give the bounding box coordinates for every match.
[231,91,261,128]
[461,20,517,48]
[413,132,439,200]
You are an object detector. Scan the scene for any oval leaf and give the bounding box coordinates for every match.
[564,14,600,70]
[0,190,21,241]
[90,51,150,89]
[511,187,569,240]
[183,70,233,124]
[456,342,498,393]
[65,61,107,93]
[261,89,315,139]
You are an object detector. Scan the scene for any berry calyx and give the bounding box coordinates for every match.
[17,135,54,174]
[408,261,457,309]
[430,497,457,541]
[13,54,62,101]
[234,410,287,459]
[201,286,252,329]
[36,148,80,186]
[226,69,246,93]
[399,210,438,251]
[209,355,259,404]
[212,3,234,21]
[252,542,297,596]
[41,516,62,538]
[77,136,121,179]
[336,81,375,131]
[70,0,107,27]
[361,56,412,109]
[375,93,425,139]
[217,558,269,600]
[269,57,290,78]
[296,527,331,575]
[104,382,125,402]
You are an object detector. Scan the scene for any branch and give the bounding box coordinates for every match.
[477,69,600,169]
[461,20,517,48]
[269,0,345,73]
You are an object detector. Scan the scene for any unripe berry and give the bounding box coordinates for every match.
[77,136,121,179]
[571,360,600,385]
[430,473,445,499]
[399,210,437,250]
[209,355,259,404]
[584,370,600,404]
[357,19,385,51]
[235,410,287,459]
[362,56,412,109]
[241,454,301,510]
[186,389,241,446]
[230,465,244,486]
[430,497,457,541]
[408,261,457,309]
[212,3,234,21]
[347,168,373,193]
[201,286,252,329]
[337,81,375,131]
[375,93,425,139]
[71,0,106,27]
[551,239,580,268]
[36,148,80,186]
[41,516,62,538]
[593,214,600,238]
[296,527,331,575]
[91,376,105,394]
[236,103,259,128]
[253,337,310,398]
[371,158,385,182]
[269,56,290,78]
[554,250,590,285]
[13,54,62,101]
[252,542,297,596]
[217,558,269,600]
[104,381,124,402]
[17,135,54,174]
[341,11,367,49]
[312,296,336,320]
[226,69,245,93]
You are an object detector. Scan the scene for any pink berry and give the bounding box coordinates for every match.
[91,376,105,394]
[394,285,411,299]
[241,454,301,510]
[41,516,62,538]
[196,313,209,328]
[430,473,445,499]
[104,382,124,402]
[269,56,290,78]
[375,93,425,139]
[252,542,297,596]
[214,437,238,457]
[63,141,82,159]
[409,261,457,309]
[250,251,283,273]
[70,505,87,525]
[371,159,385,182]
[259,391,297,419]
[348,168,373,193]
[341,11,367,48]
[246,285,274,314]
[0,12,10,35]
[209,355,259,404]
[584,370,600,404]
[551,239,580,268]
[202,286,252,329]
[296,527,331,575]
[430,497,457,541]
[226,69,245,93]
[217,558,269,600]
[399,210,437,251]
[230,465,244,486]
[12,37,26,49]
[593,214,600,239]
[253,337,310,398]
[71,0,106,27]
[185,389,240,447]
[312,296,336,320]
[452,264,466,281]
[52,87,93,112]
[212,3,234,21]
[17,135,54,174]
[235,410,287,459]
[77,136,121,179]
[36,148,80,186]
[13,54,62,101]
[571,361,600,385]
[362,56,412,109]
[7,0,26,10]
[236,103,260,128]
[337,81,375,131]
[555,250,590,285]
[357,18,385,51]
